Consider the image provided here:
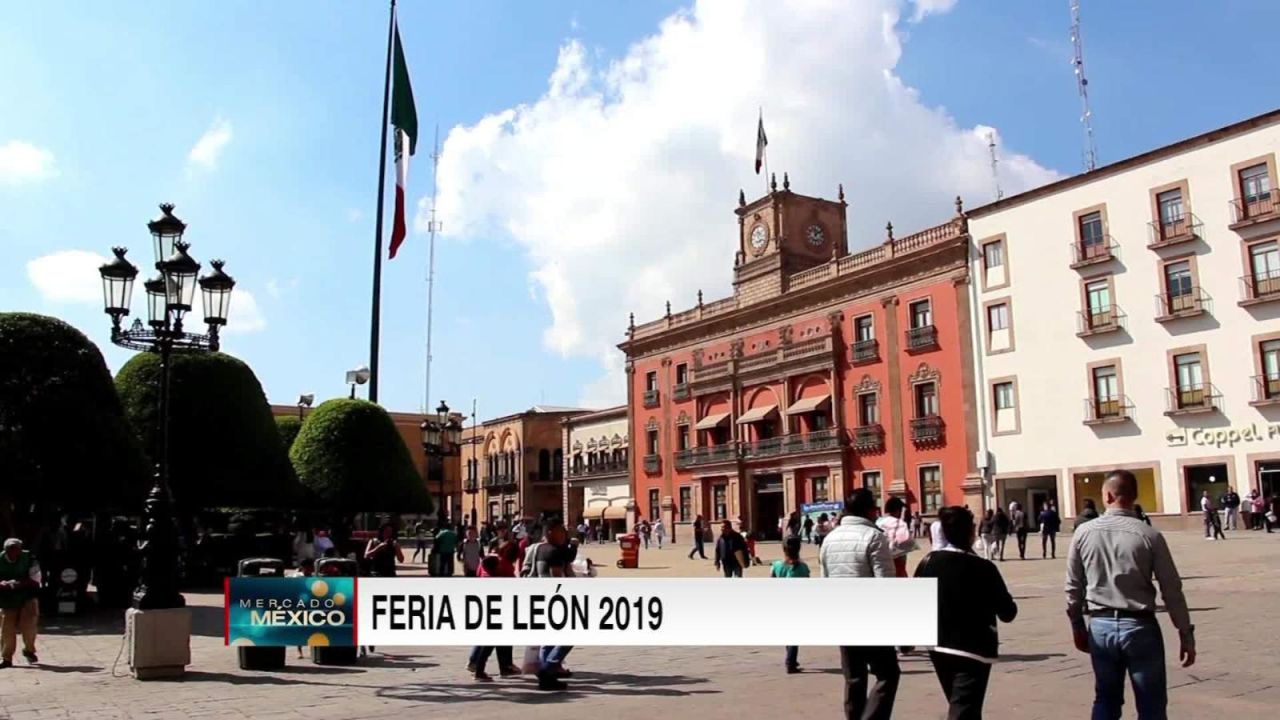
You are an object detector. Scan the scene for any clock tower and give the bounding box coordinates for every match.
[732,173,849,305]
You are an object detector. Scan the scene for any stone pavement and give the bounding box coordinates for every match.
[1,528,1277,720]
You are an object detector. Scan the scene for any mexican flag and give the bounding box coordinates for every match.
[388,20,418,260]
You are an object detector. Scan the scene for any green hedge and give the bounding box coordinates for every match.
[115,351,302,510]
[290,398,432,513]
[0,313,150,512]
[275,415,303,451]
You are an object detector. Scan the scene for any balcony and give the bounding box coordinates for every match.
[851,424,885,450]
[742,429,842,460]
[1239,270,1280,307]
[569,461,627,478]
[672,383,691,401]
[1069,236,1118,269]
[643,389,660,408]
[1147,213,1202,250]
[1154,287,1207,322]
[464,478,479,493]
[1076,305,1126,337]
[905,325,938,352]
[741,436,785,459]
[1164,383,1222,416]
[1083,396,1134,425]
[674,444,738,469]
[1230,189,1279,228]
[1251,374,1280,408]
[643,454,661,473]
[910,415,944,444]
[851,338,879,364]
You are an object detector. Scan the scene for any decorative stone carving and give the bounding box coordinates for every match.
[855,374,881,394]
[778,325,793,347]
[908,362,941,384]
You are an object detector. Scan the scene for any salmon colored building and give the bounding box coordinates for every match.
[619,178,982,540]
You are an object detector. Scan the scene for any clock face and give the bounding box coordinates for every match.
[806,224,826,246]
[750,225,768,252]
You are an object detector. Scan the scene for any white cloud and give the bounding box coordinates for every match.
[909,0,957,22]
[432,0,1059,405]
[187,117,233,172]
[26,250,108,303]
[224,288,266,334]
[265,277,299,299]
[0,140,58,184]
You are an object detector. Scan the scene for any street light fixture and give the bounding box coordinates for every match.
[98,203,235,613]
[421,400,463,527]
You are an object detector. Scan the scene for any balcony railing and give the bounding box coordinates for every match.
[1251,374,1280,406]
[1083,396,1134,425]
[851,338,879,364]
[741,436,785,459]
[1147,213,1202,249]
[464,478,479,493]
[910,415,944,443]
[1164,383,1222,415]
[643,454,661,473]
[674,444,738,468]
[1230,189,1279,226]
[742,429,842,460]
[569,461,627,478]
[672,382,691,401]
[1239,270,1280,306]
[1070,236,1118,268]
[1076,305,1125,337]
[1155,287,1206,321]
[905,325,938,351]
[482,475,511,489]
[643,389,660,408]
[852,424,885,450]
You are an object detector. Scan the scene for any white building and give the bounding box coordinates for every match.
[967,109,1280,525]
[562,406,633,538]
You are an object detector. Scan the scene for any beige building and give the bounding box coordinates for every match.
[966,109,1280,525]
[460,406,585,525]
[562,406,632,539]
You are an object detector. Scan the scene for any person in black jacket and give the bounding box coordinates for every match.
[1038,502,1062,559]
[914,506,1017,720]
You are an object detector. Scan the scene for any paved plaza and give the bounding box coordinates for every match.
[1,528,1276,720]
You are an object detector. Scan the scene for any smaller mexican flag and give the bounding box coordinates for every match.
[388,20,418,260]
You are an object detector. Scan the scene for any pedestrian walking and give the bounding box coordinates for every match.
[714,521,748,578]
[432,520,458,577]
[1066,469,1196,719]
[532,522,576,691]
[978,510,996,561]
[1221,486,1241,531]
[653,518,666,548]
[814,513,832,547]
[1010,502,1028,560]
[1075,498,1100,529]
[364,523,404,577]
[876,498,916,577]
[821,489,898,720]
[930,517,950,551]
[640,520,652,549]
[993,508,1010,561]
[1253,491,1268,531]
[1201,491,1225,540]
[803,514,815,543]
[1241,489,1256,530]
[0,538,41,667]
[411,520,428,564]
[914,507,1017,720]
[1039,502,1062,559]
[458,526,483,577]
[688,515,708,559]
[468,541,521,681]
[787,511,803,539]
[772,536,811,674]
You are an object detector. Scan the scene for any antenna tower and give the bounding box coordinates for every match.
[1070,0,1098,171]
[423,126,442,413]
[987,131,1003,201]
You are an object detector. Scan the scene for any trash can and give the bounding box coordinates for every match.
[236,558,287,671]
[312,558,360,666]
[616,533,639,569]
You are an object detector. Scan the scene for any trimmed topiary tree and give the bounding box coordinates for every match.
[275,415,303,452]
[290,398,432,513]
[115,351,302,510]
[0,313,150,519]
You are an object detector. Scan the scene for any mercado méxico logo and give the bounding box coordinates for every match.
[225,577,356,647]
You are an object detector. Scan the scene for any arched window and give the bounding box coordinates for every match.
[538,449,551,482]
[553,449,564,481]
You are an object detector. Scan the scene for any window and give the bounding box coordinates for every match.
[1085,278,1112,327]
[1163,260,1195,313]
[1093,365,1120,417]
[677,425,690,451]
[1262,340,1280,398]
[983,240,1004,270]
[987,303,1008,331]
[1250,241,1280,297]
[993,382,1015,410]
[981,238,1008,289]
[909,300,933,329]
[854,315,874,342]
[679,487,692,521]
[1241,163,1272,204]
[812,477,829,503]
[992,380,1017,434]
[1079,211,1105,253]
[647,428,659,455]
[810,412,829,431]
[1174,352,1205,408]
[914,382,938,418]
[675,363,688,385]
[649,489,660,522]
[646,371,658,391]
[1157,189,1185,228]
[986,301,1011,352]
[504,500,515,519]
[713,485,727,521]
[919,466,942,514]
[858,393,879,426]
[862,471,882,497]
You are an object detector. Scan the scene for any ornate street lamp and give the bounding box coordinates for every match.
[98,203,235,611]
[421,400,463,527]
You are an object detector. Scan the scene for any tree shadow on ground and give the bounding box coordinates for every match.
[374,670,718,705]
[7,663,103,673]
[356,654,440,671]
[179,667,363,686]
[998,653,1067,663]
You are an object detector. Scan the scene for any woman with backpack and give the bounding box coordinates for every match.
[771,536,811,674]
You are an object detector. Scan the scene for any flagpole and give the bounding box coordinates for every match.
[423,126,441,414]
[368,0,397,404]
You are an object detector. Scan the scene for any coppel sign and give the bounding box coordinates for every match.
[1166,422,1280,448]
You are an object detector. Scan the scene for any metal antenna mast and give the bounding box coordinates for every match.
[1070,0,1098,171]
[423,125,442,413]
[987,131,1003,201]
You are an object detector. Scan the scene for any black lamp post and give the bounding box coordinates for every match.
[421,400,463,525]
[99,203,235,610]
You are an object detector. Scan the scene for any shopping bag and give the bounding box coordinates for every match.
[522,646,541,674]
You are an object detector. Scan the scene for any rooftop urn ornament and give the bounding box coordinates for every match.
[739,189,746,207]
[697,289,704,308]
[783,172,790,191]
[666,300,672,317]
[838,183,846,202]
[770,173,778,193]
[886,221,895,242]
[955,195,965,216]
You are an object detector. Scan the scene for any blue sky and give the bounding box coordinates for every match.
[3,1,1278,421]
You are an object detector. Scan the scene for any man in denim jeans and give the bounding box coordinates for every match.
[1066,470,1196,719]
